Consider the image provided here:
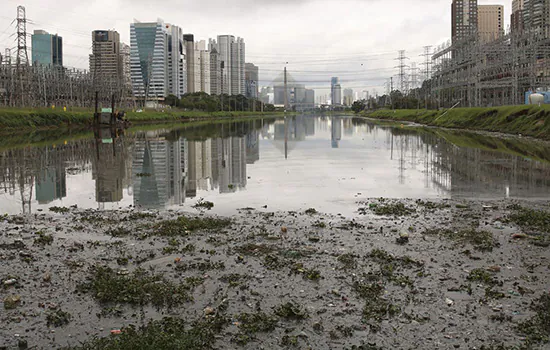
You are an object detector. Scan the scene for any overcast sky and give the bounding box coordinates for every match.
[0,0,510,96]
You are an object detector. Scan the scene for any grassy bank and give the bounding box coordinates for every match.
[363,105,550,140]
[0,108,285,130]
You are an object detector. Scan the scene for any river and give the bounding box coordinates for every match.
[1,115,550,216]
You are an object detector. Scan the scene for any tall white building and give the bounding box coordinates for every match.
[209,35,245,95]
[130,20,186,101]
[194,41,211,94]
[166,24,186,98]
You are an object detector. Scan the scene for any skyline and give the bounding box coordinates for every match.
[0,0,510,95]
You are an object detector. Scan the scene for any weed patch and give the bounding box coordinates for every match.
[274,302,308,320]
[153,216,231,237]
[424,228,496,251]
[517,293,550,345]
[46,309,72,327]
[372,203,415,216]
[65,316,229,350]
[509,206,550,234]
[78,266,193,308]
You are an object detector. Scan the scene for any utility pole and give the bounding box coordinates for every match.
[390,77,394,109]
[283,65,289,111]
[220,61,224,111]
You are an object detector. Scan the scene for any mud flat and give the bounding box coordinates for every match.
[1,199,549,350]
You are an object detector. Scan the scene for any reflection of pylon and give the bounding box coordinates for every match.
[395,50,409,95]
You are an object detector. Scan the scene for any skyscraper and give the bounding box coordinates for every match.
[184,34,195,93]
[512,0,525,33]
[130,21,168,100]
[131,20,186,101]
[210,48,221,95]
[478,5,504,43]
[523,0,550,38]
[194,41,211,94]
[90,30,122,84]
[451,0,478,43]
[121,43,131,90]
[209,36,245,95]
[31,30,63,66]
[167,25,186,98]
[343,88,354,106]
[245,63,259,99]
[331,77,340,105]
[305,89,315,109]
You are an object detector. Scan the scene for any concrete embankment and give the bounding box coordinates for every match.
[363,105,550,140]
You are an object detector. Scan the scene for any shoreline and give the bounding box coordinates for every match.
[0,108,291,131]
[0,198,549,349]
[361,105,550,141]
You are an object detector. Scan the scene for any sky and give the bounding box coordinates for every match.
[0,0,510,97]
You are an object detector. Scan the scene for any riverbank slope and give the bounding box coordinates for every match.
[0,108,285,130]
[362,105,550,140]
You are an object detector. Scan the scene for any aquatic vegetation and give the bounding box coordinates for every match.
[517,293,550,345]
[305,208,318,215]
[34,232,54,246]
[337,253,358,269]
[232,312,278,345]
[46,309,72,327]
[192,199,215,210]
[353,281,400,322]
[65,316,229,350]
[290,263,322,281]
[423,228,496,251]
[49,206,70,214]
[372,202,415,216]
[105,227,131,237]
[219,273,250,287]
[508,206,550,234]
[78,266,193,308]
[153,216,231,237]
[274,302,308,320]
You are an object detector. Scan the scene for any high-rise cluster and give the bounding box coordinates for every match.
[433,0,550,107]
[25,17,256,105]
[451,0,503,44]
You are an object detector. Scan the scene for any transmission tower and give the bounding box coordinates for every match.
[15,6,29,107]
[395,50,409,94]
[410,62,418,91]
[16,6,28,67]
[421,46,433,82]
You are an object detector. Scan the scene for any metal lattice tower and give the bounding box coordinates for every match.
[421,46,433,82]
[410,62,418,91]
[16,6,28,67]
[395,50,409,94]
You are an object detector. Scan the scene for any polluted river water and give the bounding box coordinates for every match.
[1,115,550,216]
[1,115,550,350]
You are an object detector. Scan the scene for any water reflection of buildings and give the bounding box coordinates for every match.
[132,138,187,209]
[36,167,66,204]
[331,116,342,149]
[132,131,254,208]
[93,136,127,204]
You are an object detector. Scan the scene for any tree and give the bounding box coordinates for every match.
[351,100,367,114]
[165,94,179,107]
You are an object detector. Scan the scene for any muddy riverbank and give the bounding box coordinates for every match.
[1,199,549,349]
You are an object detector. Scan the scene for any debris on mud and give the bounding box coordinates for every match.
[0,199,549,349]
